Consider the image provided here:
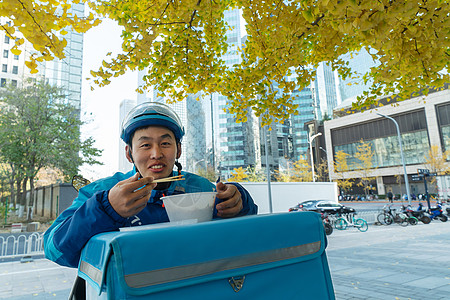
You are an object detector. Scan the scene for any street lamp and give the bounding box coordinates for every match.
[309,132,322,182]
[376,113,411,205]
[263,125,273,213]
[319,147,330,182]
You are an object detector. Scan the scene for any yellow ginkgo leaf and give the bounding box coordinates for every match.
[10,47,22,55]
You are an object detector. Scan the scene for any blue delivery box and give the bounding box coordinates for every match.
[77,212,335,299]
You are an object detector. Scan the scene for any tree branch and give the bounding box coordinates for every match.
[16,0,56,49]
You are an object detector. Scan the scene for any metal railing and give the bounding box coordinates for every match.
[353,210,379,224]
[327,210,379,225]
[0,232,44,258]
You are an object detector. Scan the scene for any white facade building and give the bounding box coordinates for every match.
[1,3,85,113]
[324,88,450,196]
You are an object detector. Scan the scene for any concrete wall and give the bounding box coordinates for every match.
[24,181,338,218]
[25,183,78,219]
[57,184,79,216]
[240,181,339,214]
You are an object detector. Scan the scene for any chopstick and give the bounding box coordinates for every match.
[153,175,185,183]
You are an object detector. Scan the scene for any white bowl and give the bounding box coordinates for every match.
[162,192,217,223]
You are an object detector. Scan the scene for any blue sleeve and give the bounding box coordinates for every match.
[226,182,258,216]
[232,182,258,216]
[43,186,127,268]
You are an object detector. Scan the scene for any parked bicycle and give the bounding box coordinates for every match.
[377,205,409,226]
[334,213,368,232]
[321,212,333,235]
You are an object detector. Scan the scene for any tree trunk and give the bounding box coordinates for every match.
[15,177,22,217]
[27,176,35,221]
[8,166,16,209]
[20,177,28,206]
[8,177,15,209]
[16,177,28,218]
[16,178,22,205]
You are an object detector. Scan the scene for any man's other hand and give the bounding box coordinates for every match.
[215,182,243,218]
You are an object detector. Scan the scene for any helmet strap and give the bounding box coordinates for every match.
[128,147,143,179]
[175,160,182,176]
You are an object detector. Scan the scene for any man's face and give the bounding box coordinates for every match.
[126,126,181,180]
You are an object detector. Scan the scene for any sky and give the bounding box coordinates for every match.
[79,19,138,180]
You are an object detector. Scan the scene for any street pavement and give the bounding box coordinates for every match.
[327,220,450,300]
[0,258,76,299]
[0,220,449,299]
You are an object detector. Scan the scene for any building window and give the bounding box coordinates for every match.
[4,36,10,44]
[2,64,7,73]
[331,109,427,147]
[3,50,8,58]
[333,130,429,170]
[11,79,17,87]
[14,54,19,60]
[12,66,18,74]
[0,78,6,87]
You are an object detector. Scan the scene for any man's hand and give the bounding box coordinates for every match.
[215,182,243,218]
[109,173,157,218]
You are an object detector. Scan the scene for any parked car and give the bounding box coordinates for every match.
[289,200,356,214]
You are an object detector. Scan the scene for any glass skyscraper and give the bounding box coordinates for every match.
[337,48,378,102]
[315,62,339,119]
[265,66,332,170]
[118,99,137,173]
[151,86,208,173]
[212,9,261,179]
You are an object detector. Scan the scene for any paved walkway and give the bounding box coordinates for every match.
[327,221,450,300]
[0,221,449,299]
[0,259,76,299]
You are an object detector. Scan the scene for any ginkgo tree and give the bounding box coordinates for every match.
[423,145,450,187]
[1,0,100,73]
[354,139,377,197]
[333,150,353,194]
[3,0,449,124]
[274,156,312,182]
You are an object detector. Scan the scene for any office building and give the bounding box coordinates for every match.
[0,19,29,88]
[324,87,450,196]
[151,83,211,174]
[265,67,330,172]
[184,93,208,172]
[118,99,137,173]
[315,62,339,119]
[336,48,378,103]
[1,3,85,114]
[211,9,261,179]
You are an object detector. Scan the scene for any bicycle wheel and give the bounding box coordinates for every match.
[335,218,347,230]
[324,223,333,235]
[355,218,369,232]
[408,217,418,225]
[397,214,409,227]
[377,213,393,225]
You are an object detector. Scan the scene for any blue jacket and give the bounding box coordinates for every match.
[43,170,258,268]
